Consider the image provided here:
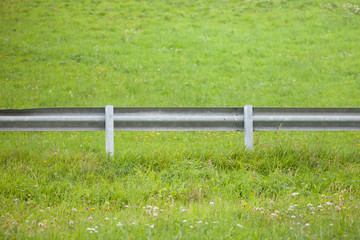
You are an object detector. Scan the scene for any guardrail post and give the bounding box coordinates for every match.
[244,105,253,150]
[105,105,114,157]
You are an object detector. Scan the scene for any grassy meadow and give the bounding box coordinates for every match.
[1,0,360,239]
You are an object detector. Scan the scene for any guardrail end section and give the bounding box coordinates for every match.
[244,105,253,150]
[105,105,114,158]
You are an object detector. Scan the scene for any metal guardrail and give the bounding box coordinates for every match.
[1,105,360,156]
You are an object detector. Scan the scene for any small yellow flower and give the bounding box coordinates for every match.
[28,194,31,197]
[27,202,30,205]
[343,206,346,209]
[339,195,344,198]
[91,208,95,211]
[243,202,247,207]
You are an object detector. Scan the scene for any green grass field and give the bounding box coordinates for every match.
[1,0,360,239]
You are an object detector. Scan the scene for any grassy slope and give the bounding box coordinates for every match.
[1,0,360,239]
[1,0,359,108]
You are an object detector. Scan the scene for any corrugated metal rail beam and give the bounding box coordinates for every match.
[253,108,360,131]
[113,107,244,131]
[1,105,360,154]
[0,107,244,131]
[0,108,106,131]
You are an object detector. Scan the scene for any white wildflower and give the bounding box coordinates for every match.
[291,193,299,197]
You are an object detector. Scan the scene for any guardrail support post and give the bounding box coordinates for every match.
[244,105,253,150]
[105,105,114,157]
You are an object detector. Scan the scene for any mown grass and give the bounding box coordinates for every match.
[1,0,360,239]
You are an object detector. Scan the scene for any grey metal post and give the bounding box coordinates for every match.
[105,105,114,157]
[244,105,253,150]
